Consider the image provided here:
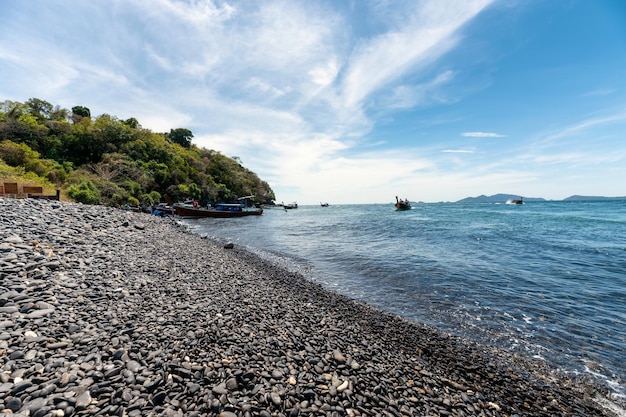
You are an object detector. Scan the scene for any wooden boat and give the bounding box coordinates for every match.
[173,203,263,218]
[395,196,412,210]
[164,194,263,218]
[283,202,298,209]
[152,203,175,216]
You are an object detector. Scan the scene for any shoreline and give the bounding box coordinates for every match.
[0,198,619,416]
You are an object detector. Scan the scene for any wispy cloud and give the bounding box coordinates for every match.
[543,112,626,142]
[387,70,456,109]
[462,132,507,137]
[338,1,493,114]
[442,149,475,154]
[582,89,616,97]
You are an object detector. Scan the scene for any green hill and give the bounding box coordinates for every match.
[0,98,275,207]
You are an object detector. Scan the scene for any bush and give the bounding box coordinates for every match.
[139,192,161,206]
[149,191,162,204]
[67,181,100,204]
[110,193,127,207]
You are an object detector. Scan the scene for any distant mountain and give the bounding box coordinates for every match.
[456,194,626,203]
[563,195,626,201]
[456,194,546,203]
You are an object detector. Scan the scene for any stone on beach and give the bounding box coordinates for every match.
[0,197,614,416]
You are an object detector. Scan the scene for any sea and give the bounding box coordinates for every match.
[182,200,626,413]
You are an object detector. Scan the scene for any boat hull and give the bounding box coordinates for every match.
[395,203,411,210]
[174,205,263,218]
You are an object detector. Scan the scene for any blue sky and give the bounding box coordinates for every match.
[1,0,625,204]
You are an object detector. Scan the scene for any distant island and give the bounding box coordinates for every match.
[456,193,626,203]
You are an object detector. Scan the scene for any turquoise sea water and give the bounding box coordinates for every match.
[183,200,626,406]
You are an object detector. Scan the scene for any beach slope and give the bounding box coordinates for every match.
[0,198,613,416]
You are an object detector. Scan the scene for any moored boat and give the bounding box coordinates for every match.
[173,203,263,218]
[151,203,175,217]
[164,194,263,218]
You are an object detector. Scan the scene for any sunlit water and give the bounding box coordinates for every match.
[182,201,626,408]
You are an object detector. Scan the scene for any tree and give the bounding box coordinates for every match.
[0,140,36,167]
[123,117,140,129]
[50,106,69,121]
[1,100,27,118]
[26,98,53,121]
[71,105,91,123]
[93,114,133,152]
[168,128,193,148]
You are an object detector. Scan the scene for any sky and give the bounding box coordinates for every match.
[1,0,625,204]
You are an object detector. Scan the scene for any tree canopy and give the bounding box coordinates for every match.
[0,98,275,206]
[168,128,193,148]
[71,105,91,118]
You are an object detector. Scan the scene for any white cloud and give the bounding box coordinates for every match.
[339,1,492,113]
[442,149,475,153]
[462,132,507,137]
[388,70,456,109]
[308,58,340,90]
[140,0,237,26]
[582,89,615,97]
[543,112,626,142]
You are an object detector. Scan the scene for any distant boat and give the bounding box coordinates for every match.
[320,202,329,207]
[507,197,524,205]
[395,196,412,211]
[283,202,298,209]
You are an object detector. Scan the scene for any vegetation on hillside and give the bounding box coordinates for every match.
[0,98,275,206]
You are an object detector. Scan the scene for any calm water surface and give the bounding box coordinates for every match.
[183,201,626,405]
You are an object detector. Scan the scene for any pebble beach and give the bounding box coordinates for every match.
[0,198,615,416]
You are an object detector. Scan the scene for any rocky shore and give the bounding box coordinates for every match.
[0,198,615,416]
